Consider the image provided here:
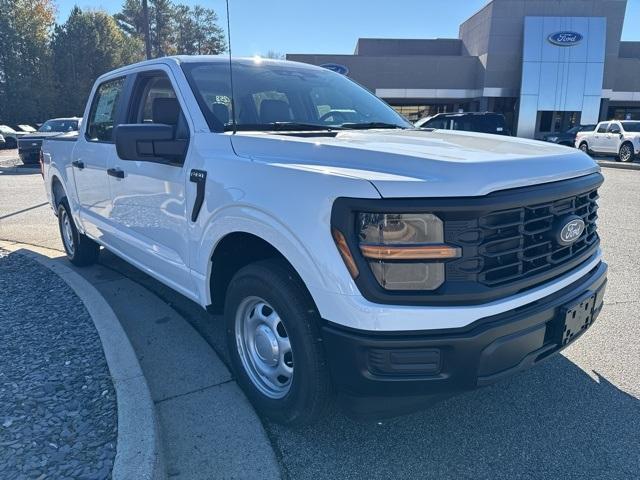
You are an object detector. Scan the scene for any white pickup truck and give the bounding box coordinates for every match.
[575,120,640,162]
[42,56,607,424]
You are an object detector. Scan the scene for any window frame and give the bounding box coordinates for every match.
[118,68,190,167]
[126,69,180,124]
[84,76,128,144]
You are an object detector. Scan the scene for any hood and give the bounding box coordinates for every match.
[230,129,599,198]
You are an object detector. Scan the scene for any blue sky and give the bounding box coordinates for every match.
[55,0,640,57]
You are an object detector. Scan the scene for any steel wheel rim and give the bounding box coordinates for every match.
[620,144,631,162]
[580,144,588,153]
[61,210,75,255]
[235,296,293,399]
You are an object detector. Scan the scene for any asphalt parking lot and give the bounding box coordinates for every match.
[0,163,638,479]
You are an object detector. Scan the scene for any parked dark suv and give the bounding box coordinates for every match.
[415,112,510,136]
[17,117,81,164]
[542,125,597,147]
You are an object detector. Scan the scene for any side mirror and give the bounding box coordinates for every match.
[114,124,187,164]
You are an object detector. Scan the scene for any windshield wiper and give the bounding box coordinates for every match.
[224,122,343,132]
[340,122,406,130]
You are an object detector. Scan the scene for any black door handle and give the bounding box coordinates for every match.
[71,160,84,169]
[189,169,207,222]
[107,168,124,178]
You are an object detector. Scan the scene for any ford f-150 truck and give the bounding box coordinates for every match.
[575,120,640,162]
[42,56,607,425]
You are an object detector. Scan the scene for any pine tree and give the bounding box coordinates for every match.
[0,0,56,123]
[51,7,143,116]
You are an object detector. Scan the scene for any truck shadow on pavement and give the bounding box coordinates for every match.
[96,250,638,480]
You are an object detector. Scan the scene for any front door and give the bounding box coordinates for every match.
[603,122,622,154]
[106,68,195,297]
[72,77,126,240]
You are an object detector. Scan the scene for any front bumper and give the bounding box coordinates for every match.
[322,261,607,418]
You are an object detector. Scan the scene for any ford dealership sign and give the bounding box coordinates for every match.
[547,31,583,46]
[320,63,349,75]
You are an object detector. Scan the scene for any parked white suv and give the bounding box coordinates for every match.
[575,120,640,162]
[42,57,607,424]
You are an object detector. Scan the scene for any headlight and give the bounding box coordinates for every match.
[352,213,460,290]
[547,136,559,142]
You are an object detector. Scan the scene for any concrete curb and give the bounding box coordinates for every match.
[597,160,640,171]
[0,241,166,480]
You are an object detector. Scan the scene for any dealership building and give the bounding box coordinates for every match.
[287,0,640,138]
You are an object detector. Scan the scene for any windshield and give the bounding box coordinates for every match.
[38,119,79,132]
[0,125,17,134]
[182,61,412,132]
[622,122,640,132]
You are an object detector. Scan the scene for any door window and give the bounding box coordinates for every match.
[424,117,449,129]
[86,77,125,142]
[607,123,621,134]
[134,74,179,124]
[596,123,609,133]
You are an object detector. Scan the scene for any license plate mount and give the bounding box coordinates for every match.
[559,292,596,347]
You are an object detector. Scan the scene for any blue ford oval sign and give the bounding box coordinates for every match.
[320,63,349,75]
[548,31,583,47]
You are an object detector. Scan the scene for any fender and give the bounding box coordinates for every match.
[46,162,83,231]
[192,204,339,310]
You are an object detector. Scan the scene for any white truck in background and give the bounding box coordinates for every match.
[575,120,640,162]
[42,56,607,425]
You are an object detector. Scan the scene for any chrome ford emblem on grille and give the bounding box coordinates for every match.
[556,216,585,246]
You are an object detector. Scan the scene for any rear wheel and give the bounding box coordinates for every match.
[57,198,100,266]
[224,259,332,425]
[578,142,590,155]
[619,142,635,163]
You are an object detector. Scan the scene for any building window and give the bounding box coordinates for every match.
[607,106,640,121]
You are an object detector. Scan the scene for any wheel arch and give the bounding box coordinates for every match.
[51,174,66,209]
[207,231,319,315]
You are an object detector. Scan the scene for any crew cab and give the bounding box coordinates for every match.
[575,120,640,162]
[41,57,607,424]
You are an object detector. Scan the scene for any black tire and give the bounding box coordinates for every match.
[5,137,17,149]
[618,142,635,163]
[578,142,590,155]
[224,258,332,425]
[57,198,100,266]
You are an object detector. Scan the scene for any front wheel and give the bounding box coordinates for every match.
[618,142,635,163]
[57,199,100,266]
[224,259,332,425]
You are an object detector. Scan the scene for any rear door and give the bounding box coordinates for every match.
[106,67,195,296]
[73,76,127,239]
[591,122,609,152]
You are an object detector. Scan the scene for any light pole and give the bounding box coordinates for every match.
[142,0,152,59]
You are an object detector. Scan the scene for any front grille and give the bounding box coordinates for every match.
[332,172,603,306]
[447,185,600,290]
